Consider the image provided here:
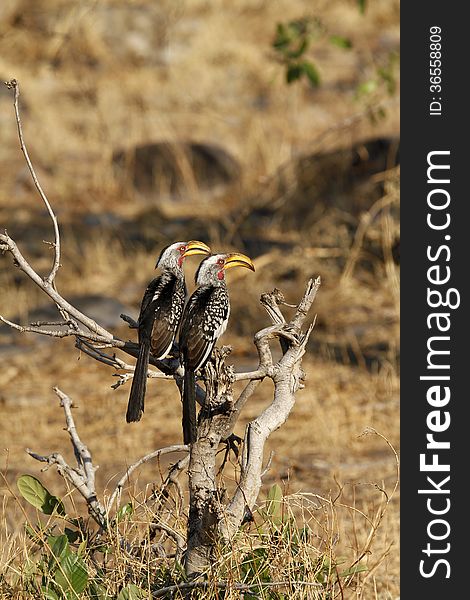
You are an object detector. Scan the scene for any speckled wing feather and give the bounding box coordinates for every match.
[126,271,186,423]
[179,284,230,371]
[139,272,187,359]
[179,283,230,444]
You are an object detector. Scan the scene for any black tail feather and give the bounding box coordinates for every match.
[126,339,151,423]
[183,367,197,444]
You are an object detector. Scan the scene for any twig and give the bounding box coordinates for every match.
[341,194,397,281]
[222,279,319,538]
[261,451,275,478]
[27,388,107,529]
[152,579,322,597]
[75,339,173,390]
[260,289,287,325]
[150,522,185,559]
[349,428,400,568]
[233,368,268,382]
[0,232,111,338]
[108,445,188,512]
[5,79,61,285]
[289,277,321,332]
[120,313,138,328]
[153,454,190,513]
[0,315,111,342]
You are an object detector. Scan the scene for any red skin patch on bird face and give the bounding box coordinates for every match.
[217,269,225,280]
[178,246,187,267]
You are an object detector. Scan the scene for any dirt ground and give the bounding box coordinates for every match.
[0,1,399,597]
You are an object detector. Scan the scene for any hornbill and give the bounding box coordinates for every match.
[126,240,211,423]
[179,252,255,444]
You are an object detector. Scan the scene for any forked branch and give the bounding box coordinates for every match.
[185,279,320,575]
[27,388,107,529]
[5,79,60,285]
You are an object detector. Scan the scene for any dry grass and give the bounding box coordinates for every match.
[0,0,399,597]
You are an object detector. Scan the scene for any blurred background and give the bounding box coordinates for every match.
[0,0,399,595]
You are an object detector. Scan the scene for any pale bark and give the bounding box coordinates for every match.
[185,280,320,574]
[3,78,322,579]
[27,388,107,528]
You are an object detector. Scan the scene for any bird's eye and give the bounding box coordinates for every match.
[217,258,225,266]
[179,245,187,253]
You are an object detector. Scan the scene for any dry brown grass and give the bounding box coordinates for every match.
[0,0,399,597]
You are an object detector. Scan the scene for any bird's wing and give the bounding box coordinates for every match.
[138,276,163,324]
[180,285,230,371]
[138,273,186,359]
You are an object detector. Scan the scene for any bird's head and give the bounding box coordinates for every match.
[156,240,211,272]
[194,252,255,285]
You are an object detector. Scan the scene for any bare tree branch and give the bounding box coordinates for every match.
[152,579,322,598]
[27,388,107,529]
[0,232,112,339]
[120,313,138,328]
[152,454,190,514]
[220,279,320,540]
[5,79,61,285]
[288,277,321,332]
[3,78,325,584]
[108,445,188,512]
[150,522,186,559]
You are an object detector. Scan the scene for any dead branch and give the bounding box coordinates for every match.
[152,579,322,598]
[3,79,323,584]
[5,79,61,285]
[152,454,190,515]
[0,232,112,339]
[150,522,185,559]
[27,388,107,529]
[341,193,398,281]
[120,313,138,328]
[226,330,313,517]
[185,279,320,575]
[108,445,188,512]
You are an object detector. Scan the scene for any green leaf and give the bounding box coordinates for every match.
[286,63,303,84]
[289,19,309,37]
[273,23,291,50]
[48,535,70,566]
[266,484,283,519]
[88,580,109,600]
[64,528,80,544]
[17,475,51,511]
[47,495,66,516]
[356,79,378,96]
[241,547,271,582]
[301,61,321,87]
[55,553,88,596]
[117,584,146,600]
[339,563,368,577]
[329,35,352,49]
[17,475,65,516]
[41,586,60,600]
[116,502,133,523]
[77,538,88,557]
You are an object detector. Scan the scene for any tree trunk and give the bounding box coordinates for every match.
[184,351,234,576]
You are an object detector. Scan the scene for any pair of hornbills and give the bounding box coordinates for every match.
[125,241,255,444]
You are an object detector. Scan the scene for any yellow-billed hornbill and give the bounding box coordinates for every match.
[126,240,211,423]
[179,252,255,444]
